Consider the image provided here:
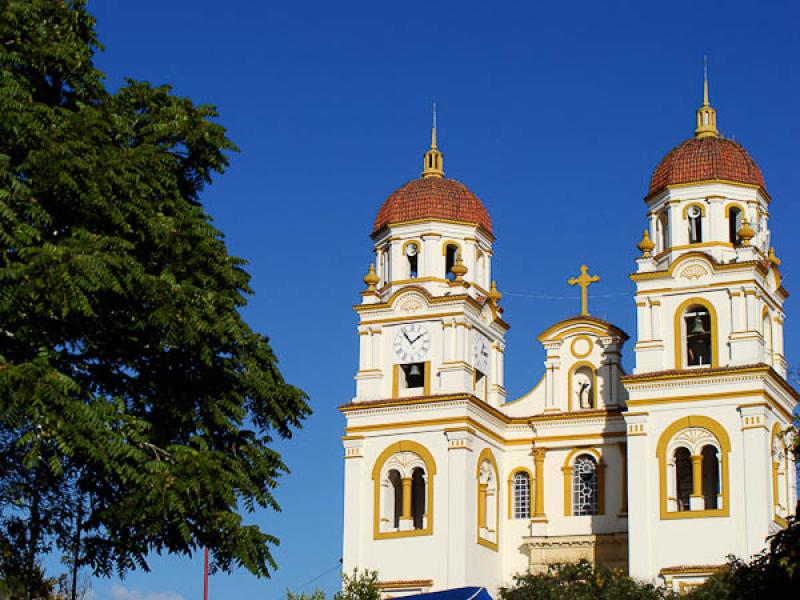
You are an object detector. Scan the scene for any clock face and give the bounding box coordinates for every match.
[393,323,430,363]
[473,332,490,374]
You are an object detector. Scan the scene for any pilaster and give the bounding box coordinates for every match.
[737,404,771,558]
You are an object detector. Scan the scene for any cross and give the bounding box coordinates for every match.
[568,264,600,316]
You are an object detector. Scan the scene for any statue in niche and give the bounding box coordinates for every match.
[574,368,594,409]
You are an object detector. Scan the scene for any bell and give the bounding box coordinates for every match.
[689,315,708,335]
[408,364,422,378]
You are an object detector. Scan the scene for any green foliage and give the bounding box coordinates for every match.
[499,561,675,600]
[684,515,799,599]
[333,569,381,600]
[0,0,309,592]
[285,590,326,600]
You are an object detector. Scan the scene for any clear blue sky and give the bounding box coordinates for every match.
[86,1,799,598]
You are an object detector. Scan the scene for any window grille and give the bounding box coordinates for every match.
[572,455,598,516]
[512,472,530,519]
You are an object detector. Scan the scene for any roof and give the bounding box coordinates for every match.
[373,177,492,234]
[404,587,493,600]
[648,136,766,197]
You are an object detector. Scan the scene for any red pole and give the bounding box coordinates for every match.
[203,548,209,600]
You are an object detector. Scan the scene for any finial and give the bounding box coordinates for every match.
[450,252,468,283]
[695,57,718,138]
[488,280,502,304]
[768,247,781,266]
[568,264,600,316]
[363,263,380,291]
[422,103,444,178]
[637,230,656,257]
[737,218,755,246]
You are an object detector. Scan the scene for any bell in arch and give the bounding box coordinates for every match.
[407,364,423,378]
[689,314,708,335]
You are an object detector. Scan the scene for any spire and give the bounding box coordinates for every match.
[695,57,718,138]
[422,102,444,178]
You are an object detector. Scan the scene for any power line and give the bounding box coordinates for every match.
[292,558,343,594]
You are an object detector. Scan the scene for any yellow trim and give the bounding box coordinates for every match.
[376,217,495,241]
[673,297,719,369]
[630,251,769,282]
[681,202,707,219]
[538,315,628,343]
[532,448,547,519]
[372,440,436,540]
[441,240,463,256]
[363,311,463,326]
[401,240,421,256]
[391,361,431,398]
[568,362,598,412]
[562,447,605,516]
[725,202,745,219]
[570,335,594,358]
[476,448,499,551]
[618,442,628,514]
[656,416,730,520]
[378,580,434,590]
[507,467,534,519]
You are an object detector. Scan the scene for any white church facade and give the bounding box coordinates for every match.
[339,78,797,597]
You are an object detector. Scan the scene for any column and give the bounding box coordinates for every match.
[399,476,413,530]
[624,413,651,579]
[689,455,705,510]
[738,405,771,558]
[478,483,488,530]
[636,301,650,341]
[532,448,547,521]
[446,430,473,588]
[651,300,661,340]
[618,442,628,515]
[341,437,365,574]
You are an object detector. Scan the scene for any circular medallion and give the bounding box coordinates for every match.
[570,335,593,358]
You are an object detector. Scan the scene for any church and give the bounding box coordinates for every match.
[338,75,797,597]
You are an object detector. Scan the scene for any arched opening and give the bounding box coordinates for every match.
[405,242,419,279]
[445,244,458,280]
[512,471,531,519]
[674,447,692,511]
[477,450,499,547]
[687,205,703,244]
[572,455,598,516]
[657,211,670,252]
[701,445,720,510]
[411,467,426,529]
[763,312,773,365]
[572,365,595,410]
[728,207,742,246]
[684,305,712,367]
[388,469,402,528]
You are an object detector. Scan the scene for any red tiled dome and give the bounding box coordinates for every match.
[648,136,766,197]
[373,177,492,234]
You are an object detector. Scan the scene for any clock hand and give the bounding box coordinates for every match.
[403,332,412,344]
[410,334,425,345]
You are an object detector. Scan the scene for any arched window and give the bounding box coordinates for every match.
[388,469,402,528]
[511,471,531,519]
[572,455,598,516]
[411,467,426,529]
[571,364,595,410]
[701,445,720,510]
[728,206,742,245]
[771,425,789,524]
[405,242,419,279]
[657,211,670,252]
[476,449,499,549]
[658,416,731,519]
[445,244,458,280]
[763,311,773,365]
[674,447,692,511]
[684,305,712,367]
[372,441,436,538]
[687,205,703,244]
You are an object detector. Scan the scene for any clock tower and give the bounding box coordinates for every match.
[341,115,509,596]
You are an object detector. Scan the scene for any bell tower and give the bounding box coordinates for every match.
[353,113,508,406]
[622,71,797,586]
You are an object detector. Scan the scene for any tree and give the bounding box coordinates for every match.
[0,0,309,594]
[333,569,380,600]
[498,561,676,600]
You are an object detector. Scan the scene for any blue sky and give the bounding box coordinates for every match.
[85,1,800,598]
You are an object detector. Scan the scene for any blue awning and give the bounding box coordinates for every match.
[403,587,493,600]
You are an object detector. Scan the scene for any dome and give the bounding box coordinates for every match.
[373,176,492,234]
[648,136,766,197]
